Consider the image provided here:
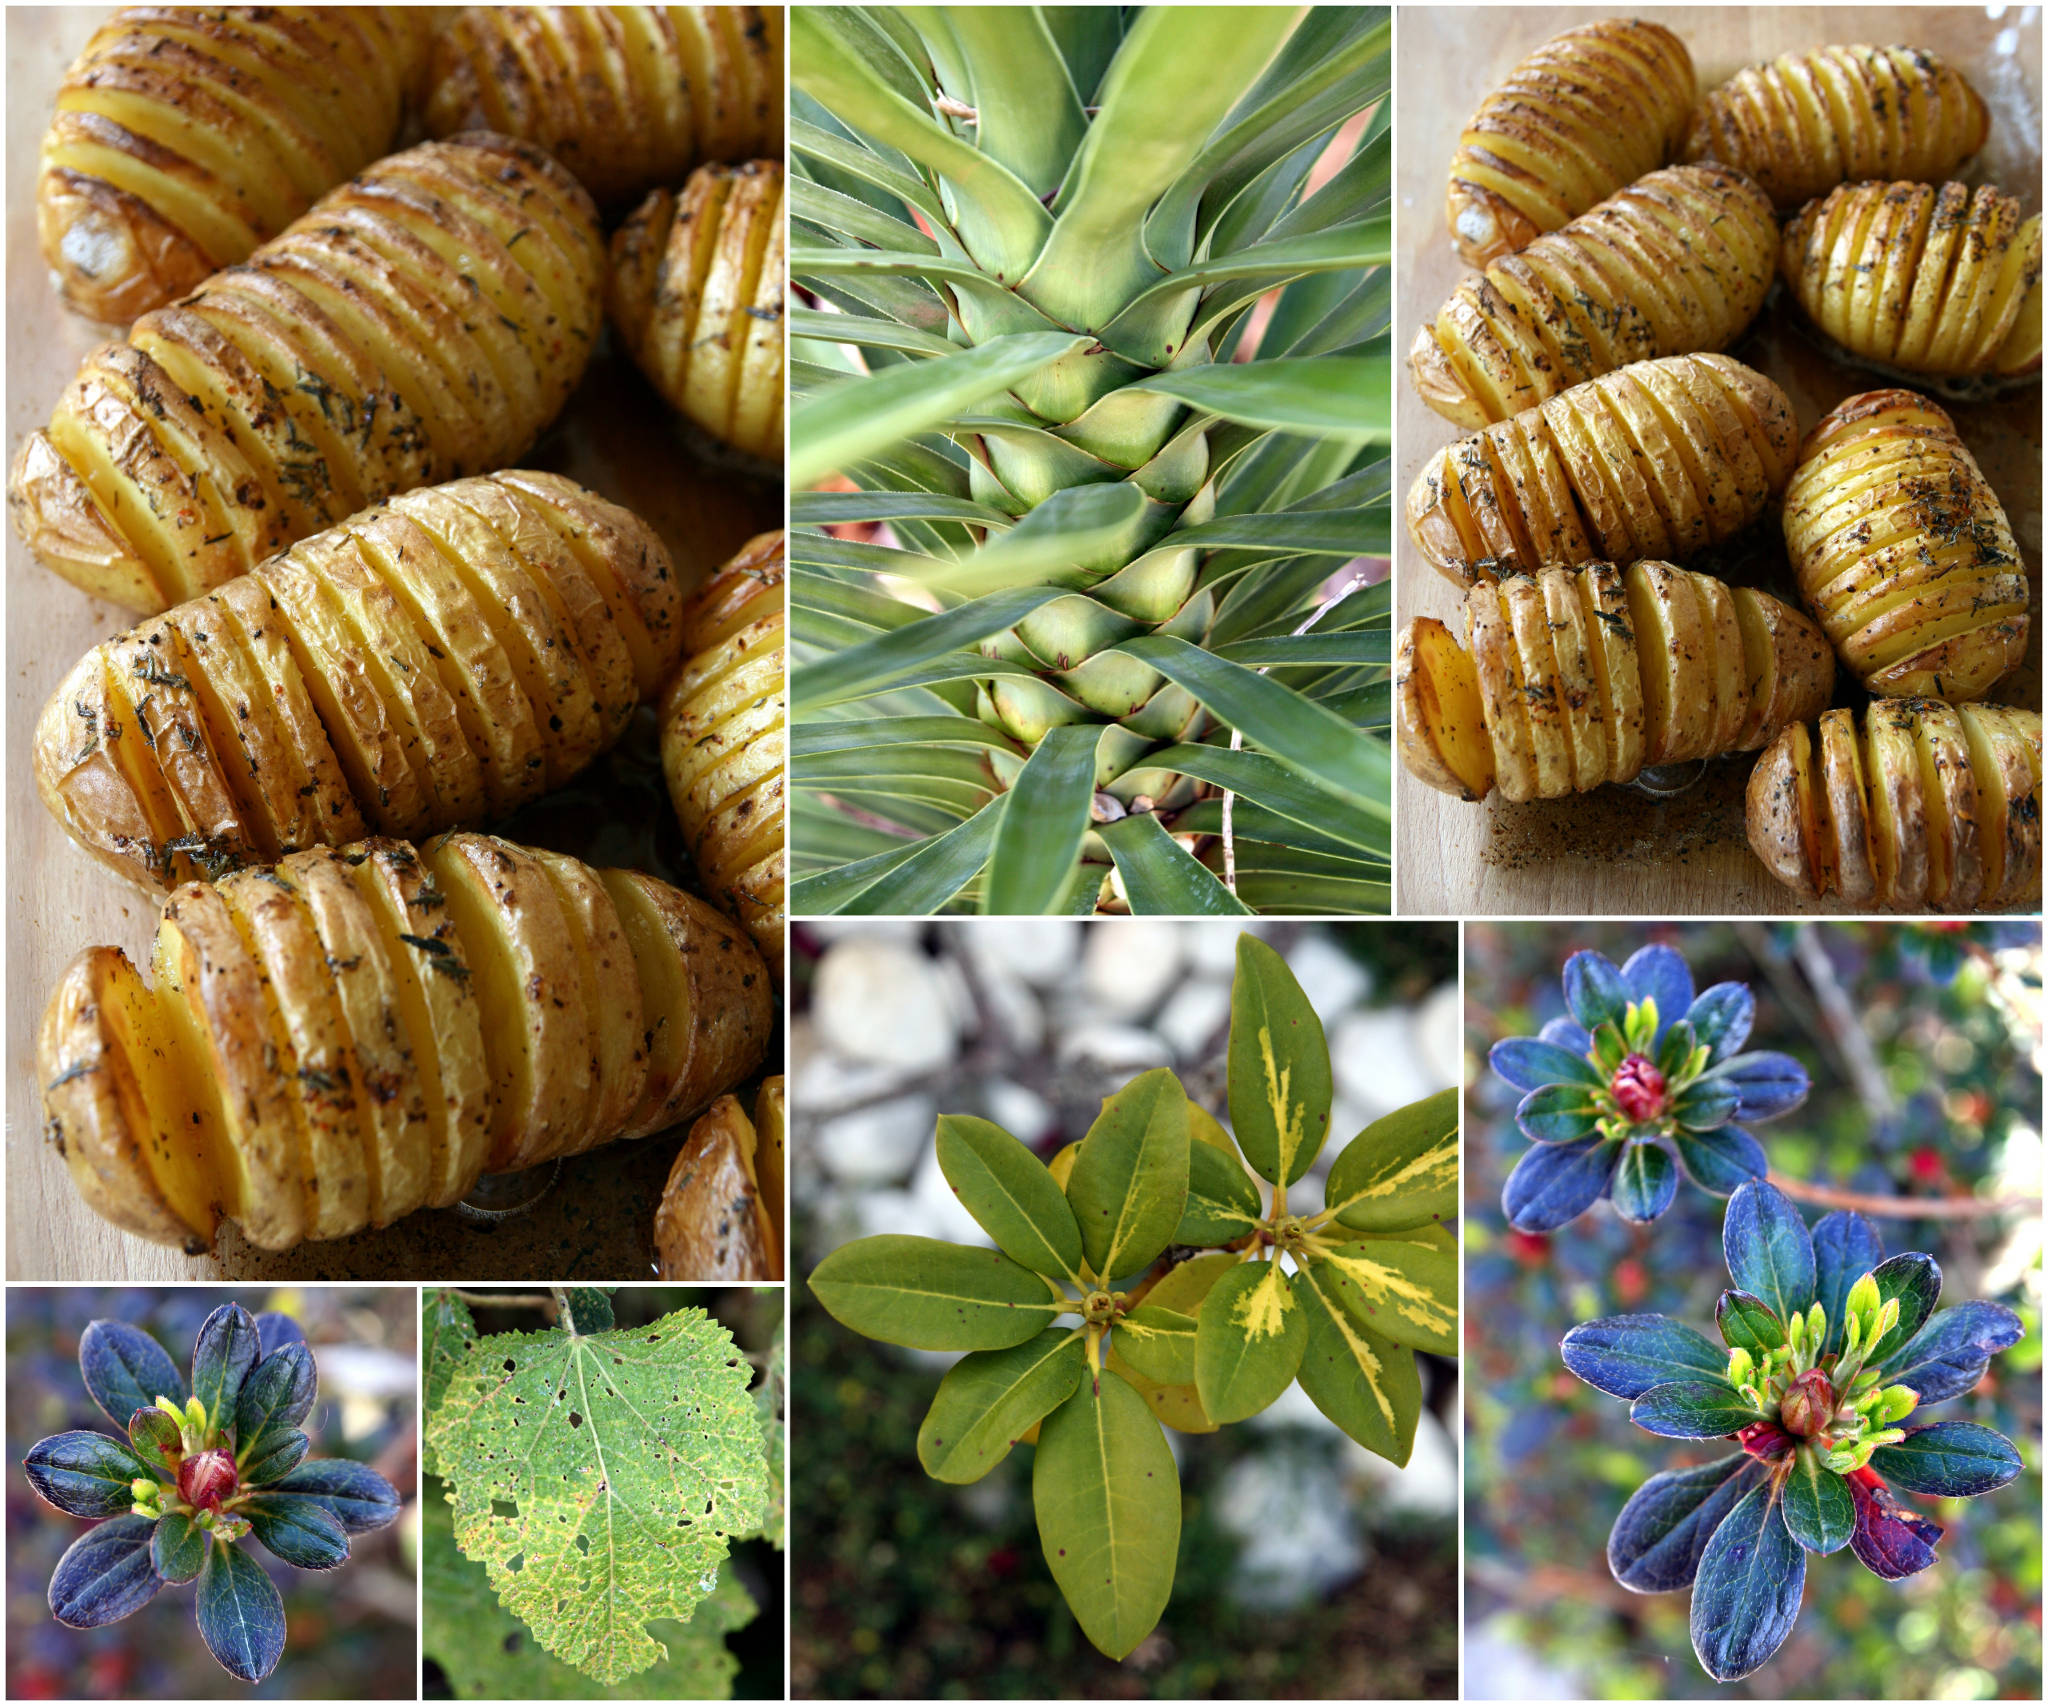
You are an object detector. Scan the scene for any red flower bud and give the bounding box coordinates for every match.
[1779,1369,1835,1438]
[1610,1054,1667,1121]
[176,1447,238,1512]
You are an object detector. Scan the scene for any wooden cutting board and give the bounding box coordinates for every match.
[1394,6,2043,916]
[6,8,782,1280]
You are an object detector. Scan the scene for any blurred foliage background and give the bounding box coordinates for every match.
[1465,921,2043,1701]
[8,1287,416,1700]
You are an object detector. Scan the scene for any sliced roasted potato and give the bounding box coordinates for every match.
[653,1089,781,1281]
[1395,618,1496,800]
[1747,701,2041,911]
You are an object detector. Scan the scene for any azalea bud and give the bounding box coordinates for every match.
[1806,1302,1826,1346]
[1726,1346,1755,1389]
[1874,1385,1919,1426]
[130,1478,160,1503]
[1610,1054,1667,1121]
[1844,1271,1881,1323]
[177,1447,238,1512]
[1779,1369,1835,1437]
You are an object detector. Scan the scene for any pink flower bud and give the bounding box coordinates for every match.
[1610,1054,1668,1121]
[1779,1369,1835,1438]
[177,1447,238,1512]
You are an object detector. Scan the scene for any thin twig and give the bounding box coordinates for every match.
[1788,927,1895,1117]
[443,1289,558,1311]
[1767,1171,2037,1220]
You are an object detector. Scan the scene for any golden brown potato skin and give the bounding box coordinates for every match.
[1782,390,2029,700]
[422,6,783,206]
[11,135,604,616]
[662,531,785,989]
[1445,20,1696,268]
[1413,164,1777,430]
[1747,701,2041,911]
[1683,45,1989,212]
[1397,562,1833,803]
[38,832,773,1252]
[34,473,684,895]
[1407,354,1798,585]
[611,161,785,460]
[36,8,440,325]
[1781,181,2043,379]
[654,1079,783,1280]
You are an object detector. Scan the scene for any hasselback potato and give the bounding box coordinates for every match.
[1781,389,2029,700]
[1747,701,2041,911]
[1413,164,1777,430]
[1781,180,2043,379]
[1682,45,1989,211]
[11,135,604,615]
[35,473,684,893]
[610,160,785,460]
[1407,354,1798,584]
[654,1077,784,1280]
[1397,561,1834,803]
[662,530,785,989]
[36,7,439,324]
[422,5,784,206]
[1445,20,1696,267]
[39,832,773,1252]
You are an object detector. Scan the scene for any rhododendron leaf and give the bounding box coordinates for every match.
[1810,1211,1884,1357]
[1629,1380,1759,1439]
[1293,1261,1422,1464]
[25,1430,157,1518]
[1067,1068,1191,1278]
[1705,1051,1809,1120]
[1609,1142,1678,1221]
[48,1513,164,1628]
[1227,935,1332,1186]
[1174,1139,1263,1245]
[1847,1472,1941,1579]
[266,1458,402,1534]
[1607,1455,1763,1592]
[152,1511,208,1585]
[1514,1083,1602,1144]
[190,1304,261,1434]
[244,1493,350,1570]
[809,1235,1063,1350]
[1781,1445,1854,1554]
[1317,1239,1456,1356]
[196,1538,286,1682]
[917,1330,1085,1483]
[235,1343,316,1465]
[1113,1306,1199,1388]
[1689,1483,1803,1681]
[1621,945,1694,1032]
[1563,949,1630,1029]
[937,1114,1086,1280]
[1684,983,1755,1061]
[1669,1125,1768,1195]
[1194,1261,1306,1422]
[1864,1253,1941,1366]
[1325,1087,1458,1233]
[1869,1422,2022,1498]
[1490,1037,1602,1092]
[79,1320,186,1428]
[1502,1134,1618,1231]
[1715,1291,1787,1358]
[1722,1180,1816,1324]
[1561,1313,1726,1400]
[1879,1301,2024,1402]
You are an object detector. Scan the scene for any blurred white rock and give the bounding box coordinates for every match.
[1287,933,1372,1018]
[1082,919,1184,1017]
[983,1078,1057,1143]
[1154,978,1231,1060]
[1213,1448,1366,1609]
[948,918,1082,986]
[1345,1404,1458,1523]
[1056,1024,1173,1075]
[1186,921,1257,977]
[972,961,1047,1053]
[845,1187,936,1243]
[814,937,959,1071]
[1415,982,1462,1090]
[1330,1009,1436,1116]
[816,1093,935,1185]
[912,1142,995,1247]
[792,1045,920,1116]
[805,920,924,945]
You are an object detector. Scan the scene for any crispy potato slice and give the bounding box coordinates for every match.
[755,1076,786,1257]
[1816,709,1878,904]
[1959,705,2043,909]
[1395,619,1495,800]
[529,848,649,1160]
[1501,575,1574,798]
[1688,572,1748,759]
[1864,700,1929,907]
[1539,565,1607,791]
[1745,724,1818,899]
[653,1094,780,1280]
[1624,562,1711,765]
[1912,702,1982,912]
[1464,584,1539,803]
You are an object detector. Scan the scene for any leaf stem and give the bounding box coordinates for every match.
[442,1289,559,1310]
[1766,1171,2037,1220]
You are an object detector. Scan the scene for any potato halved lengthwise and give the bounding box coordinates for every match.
[661,530,785,989]
[1444,19,1696,268]
[610,160,785,460]
[1747,701,2042,912]
[1781,181,2043,380]
[34,472,685,894]
[1412,165,1777,430]
[422,5,785,207]
[36,8,439,325]
[1397,562,1834,804]
[10,135,604,615]
[1683,45,1989,213]
[1782,390,2030,700]
[1406,354,1799,586]
[654,1076,785,1280]
[37,833,773,1254]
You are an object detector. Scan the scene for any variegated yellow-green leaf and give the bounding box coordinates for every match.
[809,1235,1064,1350]
[1033,1370,1181,1661]
[1293,1262,1423,1465]
[1194,1258,1308,1423]
[917,1329,1086,1484]
[1227,935,1333,1187]
[1104,1251,1237,1434]
[1065,1067,1190,1281]
[1105,1345,1217,1434]
[1324,1088,1458,1233]
[1188,1102,1237,1156]
[1048,1142,1078,1188]
[1175,1139,1263,1245]
[935,1114,1085,1281]
[1112,1305,1198,1386]
[1349,1223,1456,1255]
[1316,1239,1457,1356]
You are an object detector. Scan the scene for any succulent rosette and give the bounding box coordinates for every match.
[1490,944,1810,1230]
[22,1304,401,1683]
[1561,1180,2025,1681]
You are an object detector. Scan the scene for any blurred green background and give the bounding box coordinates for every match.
[8,1287,416,1700]
[1464,921,2043,1700]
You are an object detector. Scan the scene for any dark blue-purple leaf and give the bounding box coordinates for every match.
[253,1313,306,1357]
[25,1430,156,1518]
[1708,1051,1810,1120]
[151,1511,208,1584]
[1629,1380,1760,1439]
[1670,1079,1739,1132]
[1490,1036,1602,1093]
[189,1305,261,1433]
[1689,1484,1805,1681]
[1684,983,1755,1061]
[1537,1016,1593,1055]
[241,1430,310,1486]
[79,1321,186,1428]
[1870,1422,2022,1497]
[127,1407,182,1474]
[1848,1472,1941,1579]
[1514,1085,1603,1144]
[196,1538,287,1682]
[1810,1210,1884,1356]
[1880,1302,2024,1402]
[1864,1253,1941,1366]
[1563,950,1630,1030]
[1722,1179,1815,1324]
[1608,1455,1763,1592]
[266,1458,402,1533]
[234,1343,316,1459]
[1715,1290,1787,1357]
[48,1514,164,1628]
[1609,1141,1678,1222]
[1561,1313,1727,1400]
[1502,1135,1619,1232]
[1669,1125,1768,1195]
[1781,1445,1854,1554]
[243,1494,351,1570]
[1621,945,1694,1035]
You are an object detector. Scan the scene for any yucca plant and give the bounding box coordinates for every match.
[791,6,1392,915]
